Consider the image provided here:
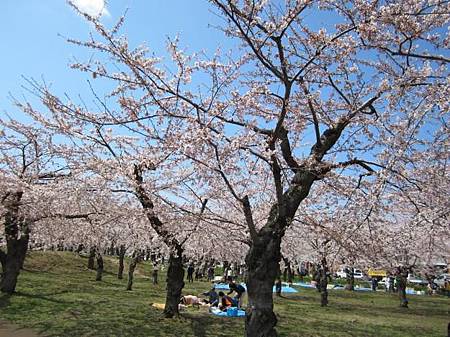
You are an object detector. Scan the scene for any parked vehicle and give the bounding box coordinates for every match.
[433,273,450,289]
[433,263,448,274]
[407,274,428,285]
[335,268,364,279]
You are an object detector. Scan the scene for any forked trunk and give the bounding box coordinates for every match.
[126,256,138,290]
[87,247,95,270]
[95,252,104,281]
[245,230,281,337]
[118,245,126,279]
[163,248,185,318]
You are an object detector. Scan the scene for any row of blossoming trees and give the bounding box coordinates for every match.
[1,1,449,336]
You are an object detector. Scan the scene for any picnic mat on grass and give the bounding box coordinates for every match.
[210,307,246,317]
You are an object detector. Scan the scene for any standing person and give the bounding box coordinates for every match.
[187,263,194,283]
[152,263,159,285]
[195,267,202,281]
[388,274,395,292]
[207,265,215,282]
[227,280,246,309]
[371,278,378,291]
[275,278,282,297]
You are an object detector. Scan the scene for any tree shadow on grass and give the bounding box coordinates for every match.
[184,311,243,337]
[185,314,209,337]
[14,291,74,305]
[0,294,11,309]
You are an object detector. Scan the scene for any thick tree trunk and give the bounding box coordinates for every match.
[319,258,329,307]
[397,271,408,308]
[320,284,328,307]
[95,252,104,281]
[245,230,281,337]
[126,256,138,290]
[88,247,95,270]
[1,234,29,294]
[118,245,126,279]
[1,192,29,294]
[163,247,185,318]
[345,268,355,291]
[0,249,6,274]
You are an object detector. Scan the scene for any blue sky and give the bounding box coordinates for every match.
[0,0,231,116]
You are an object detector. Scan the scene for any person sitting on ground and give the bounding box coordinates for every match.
[218,291,235,311]
[180,295,201,308]
[202,287,219,307]
[227,279,246,308]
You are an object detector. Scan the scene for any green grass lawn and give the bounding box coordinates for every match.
[0,252,448,337]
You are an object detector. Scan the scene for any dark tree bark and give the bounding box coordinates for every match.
[245,229,281,337]
[163,246,185,318]
[132,164,206,319]
[397,267,409,308]
[87,247,95,270]
[126,255,138,291]
[1,192,30,294]
[118,244,126,279]
[0,249,6,274]
[318,258,329,307]
[95,252,104,281]
[345,268,355,291]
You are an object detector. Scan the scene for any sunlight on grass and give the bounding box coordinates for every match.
[0,252,448,337]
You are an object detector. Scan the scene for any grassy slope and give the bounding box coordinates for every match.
[0,252,448,337]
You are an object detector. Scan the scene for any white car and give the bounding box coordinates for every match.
[407,274,428,285]
[433,273,450,288]
[335,268,364,279]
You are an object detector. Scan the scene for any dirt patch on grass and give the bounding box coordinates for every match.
[0,321,40,337]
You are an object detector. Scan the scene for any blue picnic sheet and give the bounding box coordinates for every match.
[214,283,297,293]
[354,287,372,292]
[214,283,230,290]
[210,307,246,317]
[274,286,298,293]
[292,282,316,289]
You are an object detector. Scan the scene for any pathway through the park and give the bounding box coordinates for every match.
[0,321,39,337]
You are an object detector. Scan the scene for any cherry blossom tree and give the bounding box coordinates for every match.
[0,117,73,293]
[7,1,449,336]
